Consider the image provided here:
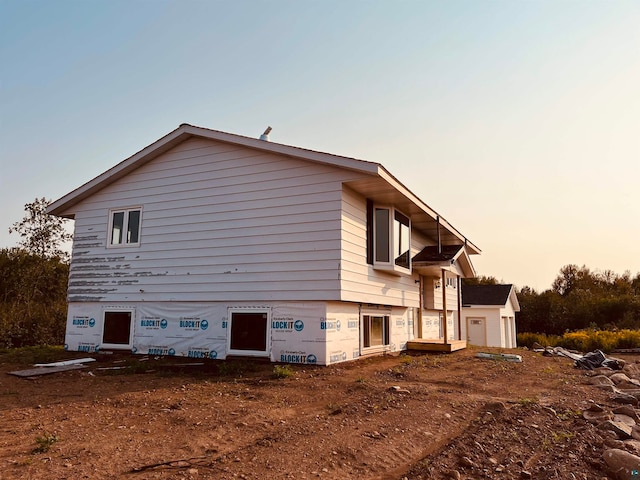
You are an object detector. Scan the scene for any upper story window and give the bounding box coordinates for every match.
[368,202,411,274]
[393,210,411,269]
[109,207,141,246]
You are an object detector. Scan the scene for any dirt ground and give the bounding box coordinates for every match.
[0,346,628,479]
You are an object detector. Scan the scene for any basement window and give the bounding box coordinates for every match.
[362,315,390,349]
[227,309,270,357]
[102,310,134,349]
[108,207,141,246]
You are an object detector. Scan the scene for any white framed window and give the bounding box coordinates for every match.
[108,207,142,246]
[373,206,411,274]
[362,314,390,350]
[101,309,135,350]
[227,308,271,357]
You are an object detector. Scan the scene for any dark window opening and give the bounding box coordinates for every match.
[229,312,268,352]
[103,311,132,346]
[374,208,390,263]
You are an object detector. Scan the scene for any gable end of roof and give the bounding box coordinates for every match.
[46,124,383,217]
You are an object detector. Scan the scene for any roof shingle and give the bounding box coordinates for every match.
[462,284,514,306]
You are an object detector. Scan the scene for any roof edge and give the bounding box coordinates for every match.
[47,124,381,216]
[377,167,481,254]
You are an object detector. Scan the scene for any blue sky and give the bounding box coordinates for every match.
[1,0,639,290]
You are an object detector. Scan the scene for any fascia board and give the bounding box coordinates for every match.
[452,249,477,278]
[46,126,191,217]
[510,287,522,312]
[377,167,481,255]
[462,303,504,308]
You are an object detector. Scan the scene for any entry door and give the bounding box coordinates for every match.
[227,310,270,357]
[467,317,486,346]
[102,310,134,349]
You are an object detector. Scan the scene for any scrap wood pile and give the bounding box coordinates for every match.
[533,343,640,479]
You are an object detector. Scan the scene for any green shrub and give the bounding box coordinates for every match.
[517,332,561,349]
[615,329,640,349]
[0,248,69,348]
[518,328,640,353]
[272,364,294,379]
[33,433,58,454]
[0,345,65,365]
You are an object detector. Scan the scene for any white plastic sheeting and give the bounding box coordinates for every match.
[269,302,327,365]
[64,301,415,365]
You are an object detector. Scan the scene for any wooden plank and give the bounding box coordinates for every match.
[406,339,467,353]
[34,358,96,367]
[477,352,522,362]
[8,365,87,377]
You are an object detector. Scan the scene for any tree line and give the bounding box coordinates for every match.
[517,265,640,335]
[467,266,640,335]
[1,198,70,347]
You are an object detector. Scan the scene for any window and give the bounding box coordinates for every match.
[393,210,410,269]
[374,208,390,262]
[102,310,134,349]
[369,203,411,273]
[227,309,271,357]
[109,208,141,246]
[362,315,390,349]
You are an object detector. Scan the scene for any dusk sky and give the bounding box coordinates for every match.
[1,0,639,291]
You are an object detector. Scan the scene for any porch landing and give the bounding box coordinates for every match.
[406,339,467,353]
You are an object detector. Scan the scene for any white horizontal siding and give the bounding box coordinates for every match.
[70,260,338,277]
[339,187,420,307]
[423,279,459,311]
[446,285,460,309]
[67,138,367,302]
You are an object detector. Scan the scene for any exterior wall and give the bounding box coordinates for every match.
[423,278,441,310]
[462,304,518,348]
[66,300,416,365]
[389,306,415,352]
[324,302,362,363]
[463,307,500,346]
[66,300,330,363]
[324,302,415,363]
[421,309,456,340]
[340,186,424,307]
[65,137,369,303]
[423,275,459,311]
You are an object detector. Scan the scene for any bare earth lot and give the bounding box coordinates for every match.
[0,347,625,479]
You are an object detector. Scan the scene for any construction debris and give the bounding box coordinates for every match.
[8,364,88,377]
[34,358,96,367]
[530,344,640,476]
[476,352,522,362]
[538,346,624,370]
